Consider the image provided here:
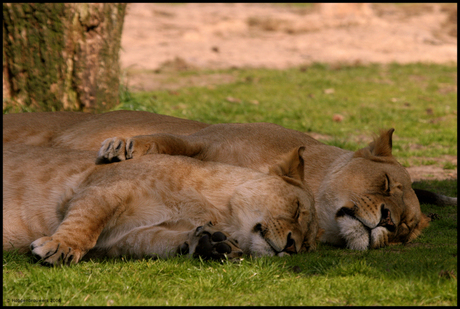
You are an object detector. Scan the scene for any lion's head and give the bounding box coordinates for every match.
[223,146,319,257]
[316,129,430,250]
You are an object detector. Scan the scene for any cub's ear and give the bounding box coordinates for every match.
[354,128,395,160]
[269,146,305,188]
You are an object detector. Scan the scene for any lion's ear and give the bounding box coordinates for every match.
[354,128,394,159]
[370,128,394,157]
[269,146,305,187]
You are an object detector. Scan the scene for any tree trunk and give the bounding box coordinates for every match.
[3,3,127,112]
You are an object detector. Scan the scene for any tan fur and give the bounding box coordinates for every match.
[3,111,430,250]
[3,143,317,265]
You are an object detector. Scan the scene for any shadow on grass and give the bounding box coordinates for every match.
[412,179,457,198]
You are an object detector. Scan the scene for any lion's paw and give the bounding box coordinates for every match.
[30,237,83,266]
[96,137,130,164]
[185,222,243,260]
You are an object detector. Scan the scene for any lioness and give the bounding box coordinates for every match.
[3,143,317,265]
[4,110,450,249]
[98,125,431,250]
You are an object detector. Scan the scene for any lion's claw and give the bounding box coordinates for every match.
[30,237,83,266]
[187,223,242,260]
[96,137,131,164]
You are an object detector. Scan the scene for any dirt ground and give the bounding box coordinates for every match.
[120,3,457,182]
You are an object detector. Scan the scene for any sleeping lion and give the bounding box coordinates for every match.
[4,110,447,250]
[3,144,317,265]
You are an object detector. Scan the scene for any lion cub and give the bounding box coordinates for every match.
[3,144,317,265]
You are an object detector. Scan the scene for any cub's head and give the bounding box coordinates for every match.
[317,129,430,250]
[226,146,319,257]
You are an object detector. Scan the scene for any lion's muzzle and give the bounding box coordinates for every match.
[335,203,397,250]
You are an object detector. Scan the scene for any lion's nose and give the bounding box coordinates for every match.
[378,205,396,232]
[283,232,297,254]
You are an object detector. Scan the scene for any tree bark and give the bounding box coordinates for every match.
[3,3,127,112]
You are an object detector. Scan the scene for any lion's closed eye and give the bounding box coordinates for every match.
[294,200,301,220]
[383,174,391,195]
[382,174,403,196]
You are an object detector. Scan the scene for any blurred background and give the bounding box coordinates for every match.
[119,3,456,91]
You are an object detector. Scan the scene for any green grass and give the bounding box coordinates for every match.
[443,162,457,170]
[115,63,457,159]
[3,184,457,306]
[3,63,457,305]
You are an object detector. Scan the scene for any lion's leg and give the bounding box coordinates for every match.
[105,222,243,260]
[29,187,129,265]
[96,134,204,164]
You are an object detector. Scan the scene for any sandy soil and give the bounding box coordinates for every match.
[120,3,456,71]
[119,3,457,182]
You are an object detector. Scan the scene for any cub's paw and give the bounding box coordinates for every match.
[185,222,243,260]
[30,237,83,266]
